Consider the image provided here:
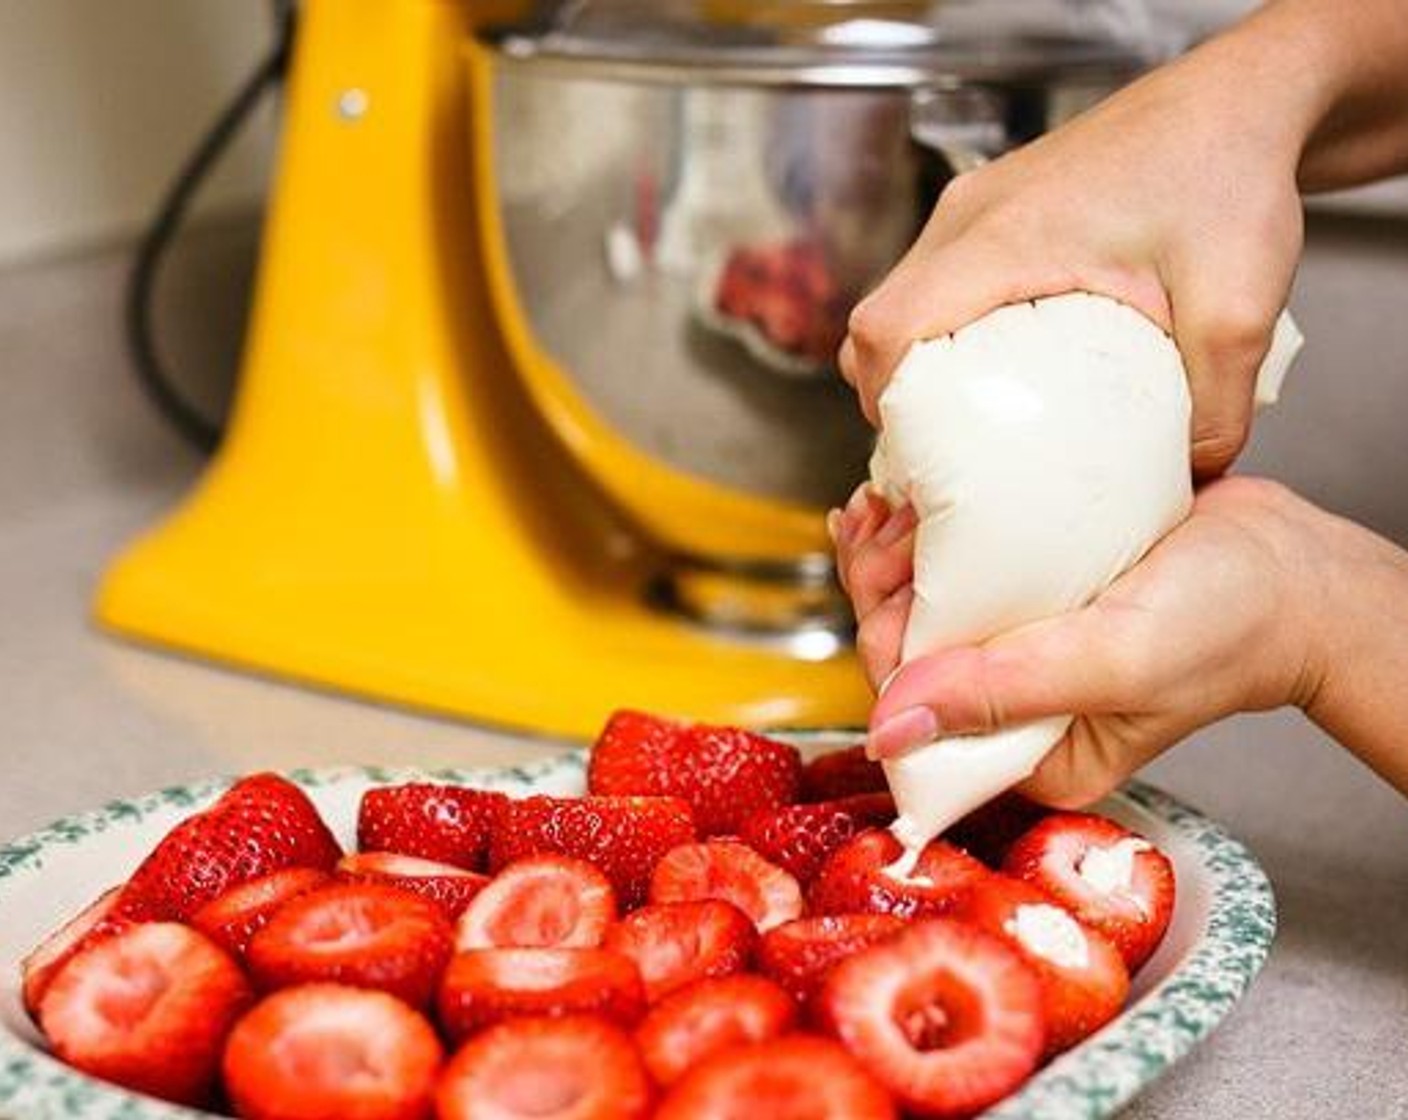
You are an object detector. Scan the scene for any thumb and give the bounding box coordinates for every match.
[868,605,1139,752]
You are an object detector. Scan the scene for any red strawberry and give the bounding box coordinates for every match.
[954,875,1130,1054]
[737,793,896,884]
[223,984,443,1120]
[246,882,454,1009]
[757,914,905,1005]
[457,854,616,950]
[635,974,796,1087]
[818,919,1044,1119]
[945,793,1049,866]
[189,868,330,958]
[603,900,756,1003]
[808,830,989,919]
[437,948,646,1042]
[21,886,134,1018]
[588,710,802,836]
[435,1015,651,1120]
[490,794,695,908]
[649,840,803,932]
[1003,813,1176,972]
[39,922,253,1106]
[358,784,505,871]
[119,773,341,921]
[337,852,488,920]
[800,744,888,802]
[655,1036,895,1120]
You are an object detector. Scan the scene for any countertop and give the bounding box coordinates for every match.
[2,218,1406,1118]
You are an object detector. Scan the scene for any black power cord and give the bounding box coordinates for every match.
[124,0,297,454]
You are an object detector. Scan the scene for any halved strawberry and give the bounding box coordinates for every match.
[635,974,796,1087]
[737,794,896,884]
[436,1015,651,1120]
[808,830,989,919]
[757,914,905,1006]
[944,793,1049,866]
[654,1036,895,1120]
[223,984,443,1120]
[649,840,802,932]
[818,919,1044,1119]
[457,854,616,950]
[1003,813,1176,972]
[603,900,756,1003]
[190,868,331,958]
[39,922,253,1106]
[337,852,488,920]
[119,773,342,921]
[21,886,134,1018]
[588,710,802,836]
[437,948,646,1042]
[799,744,888,802]
[246,882,454,1009]
[490,795,695,909]
[954,875,1129,1054]
[357,784,506,871]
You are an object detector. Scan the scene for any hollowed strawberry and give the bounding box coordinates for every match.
[808,830,989,918]
[39,922,253,1106]
[246,882,454,1009]
[818,919,1044,1119]
[223,984,443,1120]
[635,974,796,1087]
[435,1016,651,1120]
[337,852,488,920]
[603,900,756,1003]
[1003,813,1175,972]
[757,913,905,1006]
[190,868,331,958]
[649,841,803,932]
[456,854,616,950]
[21,886,134,1018]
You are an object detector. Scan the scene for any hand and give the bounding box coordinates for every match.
[839,477,1332,808]
[839,19,1321,478]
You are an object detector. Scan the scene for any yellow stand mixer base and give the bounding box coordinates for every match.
[95,0,870,740]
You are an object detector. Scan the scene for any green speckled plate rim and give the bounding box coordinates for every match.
[0,744,1275,1120]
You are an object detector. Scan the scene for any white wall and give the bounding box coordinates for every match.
[0,1,278,267]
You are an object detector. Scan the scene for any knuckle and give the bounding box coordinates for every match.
[1197,305,1273,370]
[846,297,893,351]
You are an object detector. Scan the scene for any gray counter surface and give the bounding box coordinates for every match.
[1,217,1406,1117]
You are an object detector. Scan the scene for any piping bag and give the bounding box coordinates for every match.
[868,292,1304,877]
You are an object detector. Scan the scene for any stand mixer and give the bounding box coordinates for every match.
[96,0,1142,739]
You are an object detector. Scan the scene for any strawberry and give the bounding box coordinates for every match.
[603,900,756,1003]
[944,793,1049,866]
[818,919,1044,1119]
[337,852,488,920]
[799,744,888,802]
[435,1015,651,1120]
[457,854,616,950]
[246,882,454,1009]
[649,840,803,932]
[223,984,443,1120]
[490,794,695,908]
[1003,813,1176,972]
[654,1036,895,1120]
[38,922,253,1106]
[954,875,1129,1054]
[189,868,330,958]
[635,974,796,1087]
[588,710,802,836]
[808,830,989,919]
[21,886,134,1018]
[757,914,905,1006]
[437,948,646,1042]
[357,784,505,871]
[737,794,896,884]
[119,773,342,921]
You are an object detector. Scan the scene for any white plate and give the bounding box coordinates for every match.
[0,741,1275,1119]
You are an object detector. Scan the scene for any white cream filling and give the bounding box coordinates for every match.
[1004,902,1090,971]
[870,294,1303,866]
[1077,838,1154,915]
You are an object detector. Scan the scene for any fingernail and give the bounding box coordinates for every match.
[825,509,844,545]
[866,706,939,760]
